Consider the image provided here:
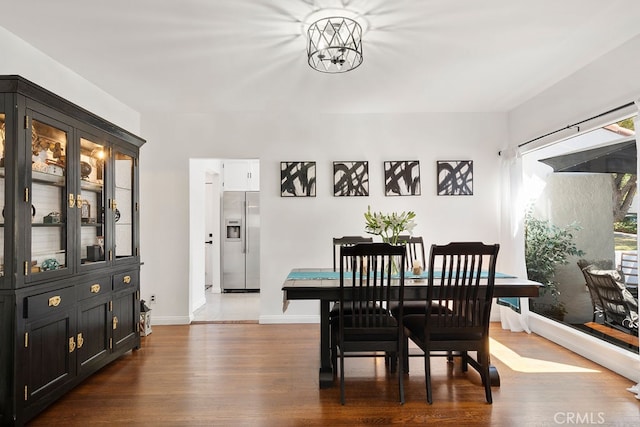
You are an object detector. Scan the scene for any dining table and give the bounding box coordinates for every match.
[282,268,542,389]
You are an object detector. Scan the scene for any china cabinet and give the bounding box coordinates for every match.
[0,75,145,426]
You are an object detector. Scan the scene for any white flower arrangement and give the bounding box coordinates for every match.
[364,205,417,245]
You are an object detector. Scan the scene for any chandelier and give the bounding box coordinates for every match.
[307,16,363,73]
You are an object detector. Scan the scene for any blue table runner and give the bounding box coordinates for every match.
[286,270,516,280]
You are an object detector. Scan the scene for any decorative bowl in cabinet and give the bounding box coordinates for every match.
[80,161,92,179]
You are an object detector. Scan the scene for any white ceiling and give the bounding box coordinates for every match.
[1,0,640,114]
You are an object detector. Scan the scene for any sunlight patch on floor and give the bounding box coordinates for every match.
[490,338,600,373]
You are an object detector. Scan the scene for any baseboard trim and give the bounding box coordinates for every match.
[152,315,192,325]
[259,314,320,324]
[191,320,258,325]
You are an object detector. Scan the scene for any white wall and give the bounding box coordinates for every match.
[0,26,140,135]
[140,112,509,324]
[509,33,640,147]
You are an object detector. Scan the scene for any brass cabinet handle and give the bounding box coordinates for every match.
[69,336,76,353]
[48,296,61,307]
[76,194,83,209]
[113,316,118,330]
[69,193,75,208]
[90,284,101,293]
[123,275,131,284]
[77,333,84,349]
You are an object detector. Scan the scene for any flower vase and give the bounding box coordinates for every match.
[391,259,400,276]
[383,236,401,276]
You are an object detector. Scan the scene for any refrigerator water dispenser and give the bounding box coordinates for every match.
[226,219,241,240]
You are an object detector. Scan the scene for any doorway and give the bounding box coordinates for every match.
[188,158,260,322]
[204,172,219,292]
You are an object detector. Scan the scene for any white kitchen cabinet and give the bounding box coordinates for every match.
[223,159,259,191]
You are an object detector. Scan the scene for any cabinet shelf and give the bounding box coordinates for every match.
[80,180,103,192]
[32,170,66,186]
[32,249,66,257]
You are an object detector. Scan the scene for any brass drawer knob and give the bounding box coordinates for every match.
[48,296,61,307]
[90,284,101,293]
[123,275,131,284]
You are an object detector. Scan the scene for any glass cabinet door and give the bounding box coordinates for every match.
[79,136,106,266]
[113,150,135,259]
[29,116,70,277]
[0,111,5,279]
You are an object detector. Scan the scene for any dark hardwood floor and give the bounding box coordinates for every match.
[27,323,639,426]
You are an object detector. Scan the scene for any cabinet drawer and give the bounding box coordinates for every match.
[77,277,111,301]
[25,287,75,319]
[113,271,139,291]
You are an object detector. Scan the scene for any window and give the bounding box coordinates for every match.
[522,117,638,352]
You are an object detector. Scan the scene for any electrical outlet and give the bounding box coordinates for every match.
[150,294,156,303]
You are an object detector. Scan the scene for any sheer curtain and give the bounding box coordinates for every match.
[629,104,640,399]
[498,146,530,333]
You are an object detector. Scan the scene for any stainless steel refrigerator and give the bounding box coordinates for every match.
[222,191,260,291]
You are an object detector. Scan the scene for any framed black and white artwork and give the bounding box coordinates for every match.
[280,161,316,197]
[384,160,421,196]
[437,160,473,195]
[333,161,369,196]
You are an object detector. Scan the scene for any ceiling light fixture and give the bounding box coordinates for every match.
[307,16,363,73]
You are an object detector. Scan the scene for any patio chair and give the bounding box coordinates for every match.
[577,259,614,322]
[618,252,638,291]
[582,267,639,334]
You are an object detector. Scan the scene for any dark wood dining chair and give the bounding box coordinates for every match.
[333,236,374,271]
[402,242,500,404]
[391,236,431,320]
[397,235,426,271]
[335,242,407,405]
[330,236,375,351]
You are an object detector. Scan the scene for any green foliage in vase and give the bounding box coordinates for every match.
[364,206,417,244]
